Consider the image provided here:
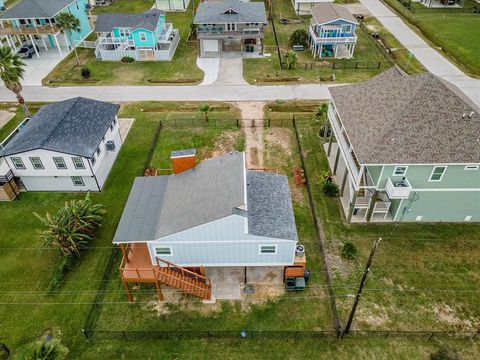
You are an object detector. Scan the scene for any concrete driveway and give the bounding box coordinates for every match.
[213,57,247,85]
[18,46,70,86]
[197,57,220,85]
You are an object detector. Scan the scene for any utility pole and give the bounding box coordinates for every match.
[342,237,381,336]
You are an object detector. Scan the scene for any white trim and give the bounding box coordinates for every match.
[259,244,278,255]
[363,162,479,166]
[464,165,479,171]
[392,166,408,177]
[376,165,385,188]
[428,165,447,182]
[464,216,472,221]
[408,188,480,192]
[154,245,173,257]
[393,199,403,221]
[156,262,294,268]
[139,32,147,42]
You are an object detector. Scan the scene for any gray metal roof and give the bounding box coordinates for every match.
[0,0,75,20]
[0,97,120,158]
[247,171,298,241]
[329,67,480,164]
[94,9,165,33]
[171,148,196,158]
[193,0,267,24]
[311,3,357,25]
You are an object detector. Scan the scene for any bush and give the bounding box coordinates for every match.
[290,28,308,46]
[80,67,91,78]
[121,56,135,63]
[19,338,69,360]
[282,50,298,70]
[341,241,358,260]
[46,255,74,295]
[430,347,460,360]
[322,180,339,197]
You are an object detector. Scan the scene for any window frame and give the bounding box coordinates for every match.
[341,24,352,33]
[119,28,130,37]
[259,244,278,255]
[139,32,147,42]
[53,156,67,170]
[155,246,173,257]
[72,157,85,169]
[96,147,101,156]
[428,166,447,182]
[392,166,408,177]
[10,157,26,170]
[29,157,44,170]
[464,165,479,171]
[91,155,96,166]
[71,176,84,186]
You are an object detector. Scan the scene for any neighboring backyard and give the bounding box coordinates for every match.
[43,0,203,86]
[382,0,480,76]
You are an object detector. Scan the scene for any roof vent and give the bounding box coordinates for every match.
[468,111,475,119]
[462,112,466,119]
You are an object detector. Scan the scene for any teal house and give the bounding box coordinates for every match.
[308,3,357,59]
[94,9,179,61]
[0,0,93,58]
[324,67,480,223]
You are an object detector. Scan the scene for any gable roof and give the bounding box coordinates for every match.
[95,9,165,33]
[329,67,480,164]
[193,0,267,24]
[0,0,75,20]
[0,97,120,158]
[113,152,298,243]
[310,3,357,25]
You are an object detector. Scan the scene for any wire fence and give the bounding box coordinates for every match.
[295,61,388,71]
[156,117,314,129]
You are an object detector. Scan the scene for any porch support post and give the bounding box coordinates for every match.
[53,33,63,57]
[120,243,128,262]
[320,44,323,58]
[122,281,134,302]
[347,191,358,222]
[323,120,329,142]
[28,34,40,58]
[340,167,348,197]
[333,146,341,175]
[365,190,379,222]
[41,35,48,51]
[327,125,334,156]
[155,281,164,301]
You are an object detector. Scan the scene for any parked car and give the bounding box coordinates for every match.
[17,44,39,59]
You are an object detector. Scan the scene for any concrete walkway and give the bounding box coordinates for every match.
[360,0,480,106]
[197,57,220,85]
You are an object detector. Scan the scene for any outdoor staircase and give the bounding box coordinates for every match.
[155,258,212,301]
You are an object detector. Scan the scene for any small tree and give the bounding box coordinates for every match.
[341,241,358,260]
[55,13,81,66]
[283,50,298,70]
[322,181,339,197]
[290,28,308,46]
[81,67,91,78]
[0,47,30,117]
[198,103,213,121]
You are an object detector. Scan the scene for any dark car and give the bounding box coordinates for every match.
[17,44,39,59]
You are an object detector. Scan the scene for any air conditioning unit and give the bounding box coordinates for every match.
[106,141,115,152]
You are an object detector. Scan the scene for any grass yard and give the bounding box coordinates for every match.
[43,1,203,86]
[243,0,396,84]
[382,0,480,76]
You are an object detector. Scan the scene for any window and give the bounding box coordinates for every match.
[119,28,130,37]
[464,165,479,171]
[139,32,147,42]
[53,157,67,169]
[415,216,423,221]
[91,156,96,166]
[71,176,84,186]
[10,157,25,169]
[29,157,44,170]
[429,166,446,182]
[96,147,101,156]
[155,246,172,256]
[113,118,117,126]
[342,24,352,33]
[259,244,277,255]
[464,216,472,221]
[72,157,85,169]
[393,166,408,176]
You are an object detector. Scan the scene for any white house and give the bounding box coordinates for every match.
[292,0,333,15]
[0,97,122,192]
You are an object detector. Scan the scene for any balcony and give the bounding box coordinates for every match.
[157,23,173,42]
[385,178,412,199]
[197,28,263,38]
[308,26,357,44]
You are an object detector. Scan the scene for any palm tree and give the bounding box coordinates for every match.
[0,47,30,117]
[283,50,298,70]
[55,13,81,66]
[198,103,213,122]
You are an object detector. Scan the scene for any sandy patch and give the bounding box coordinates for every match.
[0,110,15,130]
[265,127,292,155]
[432,304,477,331]
[356,304,391,327]
[210,130,241,157]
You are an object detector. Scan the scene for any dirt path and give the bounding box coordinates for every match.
[232,102,265,168]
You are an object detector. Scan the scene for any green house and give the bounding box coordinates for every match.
[324,67,479,223]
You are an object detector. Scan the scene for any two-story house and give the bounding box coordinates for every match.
[0,97,122,193]
[0,0,92,59]
[323,67,480,223]
[114,150,305,302]
[193,0,267,57]
[308,3,357,59]
[94,9,179,61]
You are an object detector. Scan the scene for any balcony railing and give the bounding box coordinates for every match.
[198,28,262,37]
[309,26,357,44]
[385,178,412,199]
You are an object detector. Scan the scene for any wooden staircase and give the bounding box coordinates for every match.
[155,258,212,301]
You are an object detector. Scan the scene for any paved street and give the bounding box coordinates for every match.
[360,0,480,106]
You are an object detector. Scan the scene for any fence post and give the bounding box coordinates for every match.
[82,329,89,339]
[174,119,177,127]
[159,120,163,128]
[123,331,127,341]
[236,118,239,128]
[428,332,435,341]
[385,331,389,339]
[378,61,381,69]
[355,62,358,69]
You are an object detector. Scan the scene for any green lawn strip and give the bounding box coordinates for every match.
[43,3,202,86]
[294,113,480,332]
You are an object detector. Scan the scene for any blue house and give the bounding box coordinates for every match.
[94,9,179,61]
[308,3,358,59]
[0,0,93,58]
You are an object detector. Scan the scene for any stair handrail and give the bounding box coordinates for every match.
[155,267,210,296]
[155,257,211,286]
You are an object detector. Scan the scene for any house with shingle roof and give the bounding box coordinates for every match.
[307,2,358,59]
[0,0,92,59]
[0,97,122,193]
[94,9,179,61]
[113,150,302,302]
[193,0,267,57]
[323,67,480,223]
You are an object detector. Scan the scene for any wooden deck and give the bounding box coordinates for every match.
[0,25,59,36]
[120,243,159,282]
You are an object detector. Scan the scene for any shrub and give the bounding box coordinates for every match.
[80,67,90,78]
[341,241,358,260]
[282,50,298,70]
[322,180,339,197]
[46,256,74,295]
[121,56,135,63]
[430,347,460,360]
[20,338,68,360]
[290,28,308,46]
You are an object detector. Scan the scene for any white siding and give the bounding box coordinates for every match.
[21,175,99,192]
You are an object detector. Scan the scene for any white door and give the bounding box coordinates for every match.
[203,39,219,52]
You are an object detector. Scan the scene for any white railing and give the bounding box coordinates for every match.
[309,26,357,44]
[158,23,173,42]
[98,36,134,47]
[385,178,412,199]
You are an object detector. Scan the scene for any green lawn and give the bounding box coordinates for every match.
[43,1,203,86]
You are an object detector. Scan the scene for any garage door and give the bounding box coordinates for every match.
[203,39,219,52]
